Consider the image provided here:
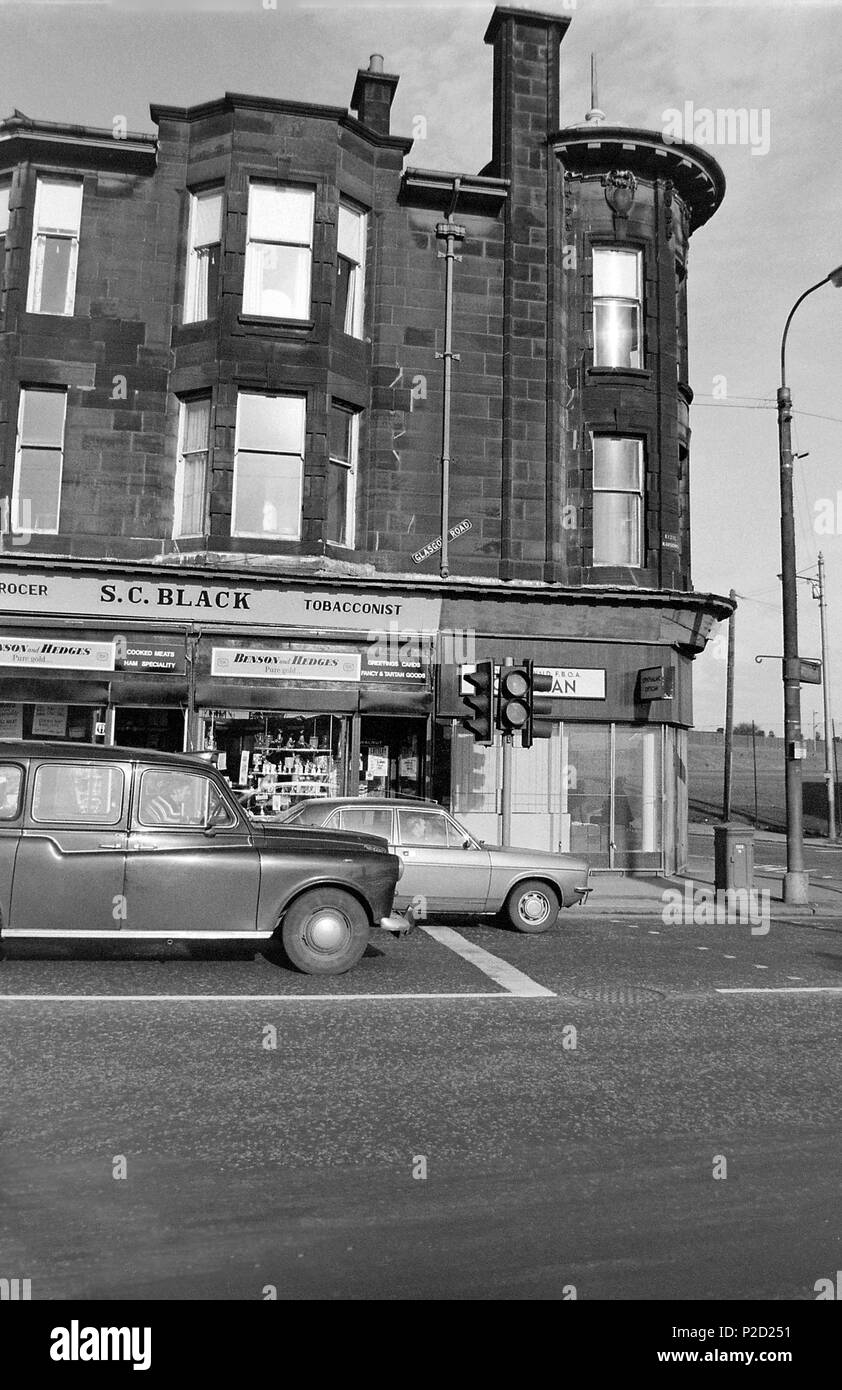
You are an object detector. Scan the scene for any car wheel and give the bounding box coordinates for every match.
[280,888,370,975]
[504,879,560,933]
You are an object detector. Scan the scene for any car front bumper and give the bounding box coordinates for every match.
[379,911,412,934]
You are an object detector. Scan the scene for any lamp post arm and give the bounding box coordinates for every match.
[780,277,831,388]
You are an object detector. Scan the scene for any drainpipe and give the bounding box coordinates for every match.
[435,183,465,579]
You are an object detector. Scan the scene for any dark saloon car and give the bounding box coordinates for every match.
[278,797,591,931]
[0,742,407,975]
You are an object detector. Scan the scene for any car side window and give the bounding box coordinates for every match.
[338,807,393,839]
[291,802,330,827]
[397,809,452,848]
[31,763,124,825]
[0,764,23,820]
[137,769,236,829]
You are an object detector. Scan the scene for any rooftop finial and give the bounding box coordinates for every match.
[584,54,606,125]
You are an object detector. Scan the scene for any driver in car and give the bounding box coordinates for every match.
[143,774,198,826]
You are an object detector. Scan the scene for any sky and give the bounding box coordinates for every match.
[1,0,841,733]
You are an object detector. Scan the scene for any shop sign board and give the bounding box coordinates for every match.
[32,704,68,737]
[639,665,675,701]
[361,639,428,686]
[0,571,442,633]
[535,668,606,699]
[459,666,606,700]
[0,637,115,671]
[211,648,361,682]
[115,637,187,673]
[0,703,23,737]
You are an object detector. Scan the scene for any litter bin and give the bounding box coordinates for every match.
[713,823,755,893]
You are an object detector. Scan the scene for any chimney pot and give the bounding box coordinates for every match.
[369,54,384,74]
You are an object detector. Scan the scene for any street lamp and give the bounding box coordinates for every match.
[777,265,842,904]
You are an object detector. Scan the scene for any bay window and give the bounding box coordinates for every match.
[326,403,358,547]
[335,200,366,337]
[0,179,10,296]
[232,391,305,540]
[592,246,642,368]
[243,182,314,319]
[174,398,211,538]
[184,188,223,323]
[13,387,67,534]
[591,435,644,568]
[27,176,83,316]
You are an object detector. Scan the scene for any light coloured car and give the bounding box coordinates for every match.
[278,797,591,931]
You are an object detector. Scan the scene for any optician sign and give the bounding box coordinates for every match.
[535,667,606,699]
[211,648,362,682]
[0,637,115,671]
[459,666,606,699]
[0,571,442,633]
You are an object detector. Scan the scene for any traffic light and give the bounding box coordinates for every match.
[497,662,531,737]
[461,660,494,744]
[523,660,555,748]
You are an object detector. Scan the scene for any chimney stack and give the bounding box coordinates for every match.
[350,54,399,136]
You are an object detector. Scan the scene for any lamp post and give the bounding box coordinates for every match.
[778,266,842,903]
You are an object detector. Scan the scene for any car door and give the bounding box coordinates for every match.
[393,808,491,913]
[10,757,130,935]
[123,765,260,936]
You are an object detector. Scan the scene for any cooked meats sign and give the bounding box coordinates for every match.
[0,571,441,632]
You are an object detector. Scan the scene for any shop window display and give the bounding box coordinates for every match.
[201,710,345,810]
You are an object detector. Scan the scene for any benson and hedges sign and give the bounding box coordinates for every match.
[211,648,361,682]
[0,637,115,671]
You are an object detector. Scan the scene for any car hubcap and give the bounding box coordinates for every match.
[304,908,351,954]
[520,891,550,924]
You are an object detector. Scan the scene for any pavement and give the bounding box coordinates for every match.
[580,821,842,917]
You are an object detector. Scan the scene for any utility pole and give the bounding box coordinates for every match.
[723,589,736,820]
[817,552,837,839]
[751,720,759,827]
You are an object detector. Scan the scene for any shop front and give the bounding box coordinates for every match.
[195,636,433,809]
[0,561,729,871]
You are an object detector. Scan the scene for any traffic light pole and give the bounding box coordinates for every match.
[501,656,513,847]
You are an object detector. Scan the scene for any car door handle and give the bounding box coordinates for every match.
[99,840,123,849]
[129,838,158,850]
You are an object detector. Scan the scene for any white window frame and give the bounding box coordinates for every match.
[183,186,223,323]
[12,386,67,536]
[591,434,644,569]
[26,175,83,316]
[243,181,314,321]
[592,246,643,370]
[327,403,358,549]
[336,200,366,338]
[231,391,306,541]
[173,397,211,539]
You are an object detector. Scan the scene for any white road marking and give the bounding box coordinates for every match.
[723,954,737,960]
[648,930,660,935]
[754,964,769,970]
[0,991,553,1004]
[716,986,842,995]
[418,924,555,997]
[696,946,710,951]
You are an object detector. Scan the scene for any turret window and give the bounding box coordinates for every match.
[592,247,642,369]
[591,435,643,567]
